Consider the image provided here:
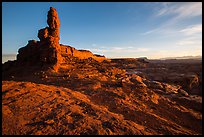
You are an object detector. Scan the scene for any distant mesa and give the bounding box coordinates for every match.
[6,7,106,71]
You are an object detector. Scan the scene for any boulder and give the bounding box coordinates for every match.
[38,27,49,41]
[177,89,189,96]
[130,74,147,87]
[163,83,180,94]
[144,80,164,90]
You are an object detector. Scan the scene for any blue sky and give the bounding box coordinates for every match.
[2,2,202,59]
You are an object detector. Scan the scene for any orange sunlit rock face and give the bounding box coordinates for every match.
[47,7,60,40]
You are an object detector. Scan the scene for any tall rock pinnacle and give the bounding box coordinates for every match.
[47,7,60,41]
[38,7,60,43]
[20,7,63,71]
[37,7,62,71]
[13,7,106,72]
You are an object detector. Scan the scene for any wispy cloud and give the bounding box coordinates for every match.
[175,24,202,46]
[179,24,202,35]
[89,46,150,54]
[155,2,171,17]
[176,40,197,46]
[142,2,202,35]
[89,46,151,58]
[156,2,202,19]
[140,28,159,35]
[150,49,202,59]
[176,36,202,46]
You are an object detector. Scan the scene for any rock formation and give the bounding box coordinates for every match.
[60,44,106,62]
[15,7,106,71]
[38,7,62,71]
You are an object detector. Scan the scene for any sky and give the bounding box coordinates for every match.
[2,2,202,59]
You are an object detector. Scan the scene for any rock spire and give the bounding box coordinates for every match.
[17,7,62,71]
[13,7,106,72]
[37,7,62,70]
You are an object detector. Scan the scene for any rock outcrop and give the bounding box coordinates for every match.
[38,7,62,71]
[17,7,62,71]
[14,7,106,71]
[60,44,106,63]
[47,7,60,40]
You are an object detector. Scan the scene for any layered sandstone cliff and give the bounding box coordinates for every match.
[60,44,106,62]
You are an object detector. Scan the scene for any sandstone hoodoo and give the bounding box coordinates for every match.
[37,7,62,70]
[15,7,106,71]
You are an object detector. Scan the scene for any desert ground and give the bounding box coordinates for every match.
[2,58,202,135]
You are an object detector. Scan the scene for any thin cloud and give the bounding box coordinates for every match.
[112,47,124,50]
[156,2,202,19]
[149,48,202,59]
[155,2,171,17]
[89,47,150,54]
[90,48,109,53]
[172,2,202,20]
[176,40,197,46]
[179,24,202,35]
[140,28,159,35]
[142,2,202,35]
[176,36,202,46]
[137,48,149,52]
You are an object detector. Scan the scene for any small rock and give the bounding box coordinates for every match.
[56,90,60,94]
[45,119,55,125]
[178,89,189,96]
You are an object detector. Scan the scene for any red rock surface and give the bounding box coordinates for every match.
[2,59,202,135]
[47,7,60,40]
[60,44,106,62]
